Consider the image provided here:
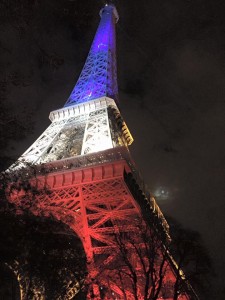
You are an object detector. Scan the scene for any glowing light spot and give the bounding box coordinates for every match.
[154,186,169,200]
[98,43,107,49]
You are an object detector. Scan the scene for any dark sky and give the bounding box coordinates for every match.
[1,0,225,298]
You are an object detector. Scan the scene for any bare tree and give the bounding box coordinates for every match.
[93,220,174,299]
[112,224,170,300]
[0,202,87,299]
[168,217,213,300]
[95,217,207,300]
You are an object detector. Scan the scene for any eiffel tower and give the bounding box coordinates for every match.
[8,3,197,299]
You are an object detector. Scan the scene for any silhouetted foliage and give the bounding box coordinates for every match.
[0,206,87,299]
[99,216,212,300]
[168,216,213,299]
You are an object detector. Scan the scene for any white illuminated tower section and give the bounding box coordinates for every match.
[15,4,132,167]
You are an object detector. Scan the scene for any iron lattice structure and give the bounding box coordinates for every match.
[8,3,198,299]
[11,159,184,299]
[64,5,119,107]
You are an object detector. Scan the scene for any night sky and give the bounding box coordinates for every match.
[1,0,225,298]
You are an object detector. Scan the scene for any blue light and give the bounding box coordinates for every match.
[64,5,118,107]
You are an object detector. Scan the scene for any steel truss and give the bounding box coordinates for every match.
[13,98,132,170]
[10,160,189,299]
[64,5,118,107]
[81,108,113,155]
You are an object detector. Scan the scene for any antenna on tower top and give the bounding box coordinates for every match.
[100,1,119,23]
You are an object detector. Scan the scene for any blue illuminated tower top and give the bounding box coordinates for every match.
[64,4,119,107]
[15,3,134,169]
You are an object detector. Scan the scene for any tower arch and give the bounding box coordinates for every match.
[0,209,87,299]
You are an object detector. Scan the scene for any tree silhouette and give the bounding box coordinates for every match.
[97,217,211,299]
[0,206,87,299]
[168,217,213,299]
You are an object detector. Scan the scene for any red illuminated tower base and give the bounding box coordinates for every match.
[11,151,191,299]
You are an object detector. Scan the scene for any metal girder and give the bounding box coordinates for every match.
[81,108,113,155]
[64,5,118,107]
[9,161,190,299]
[12,98,130,171]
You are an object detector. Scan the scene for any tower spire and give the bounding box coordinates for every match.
[14,4,131,165]
[64,4,119,107]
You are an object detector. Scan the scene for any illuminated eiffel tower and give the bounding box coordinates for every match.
[9,3,197,299]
